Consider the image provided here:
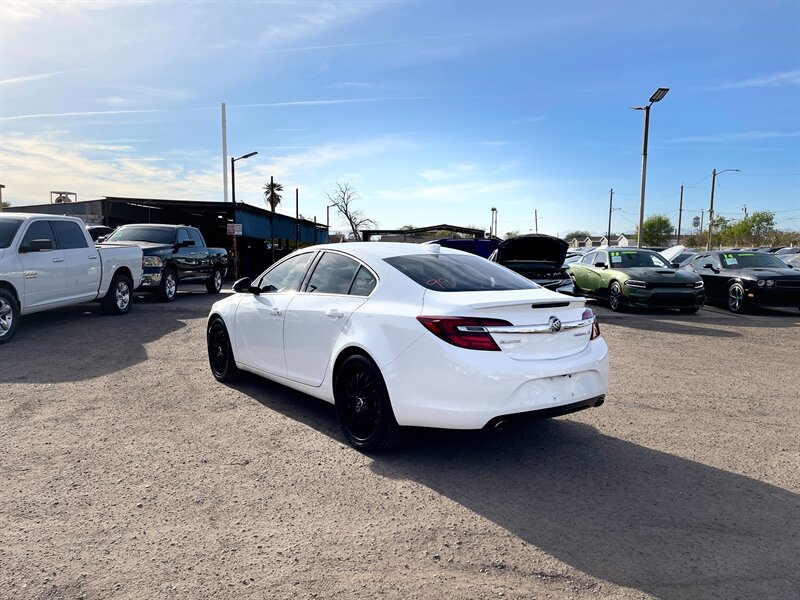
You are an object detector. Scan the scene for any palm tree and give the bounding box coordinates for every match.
[263,177,283,265]
[263,179,283,212]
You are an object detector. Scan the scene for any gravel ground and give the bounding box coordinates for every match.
[1,290,799,600]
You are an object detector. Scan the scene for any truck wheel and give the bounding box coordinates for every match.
[158,269,177,302]
[206,267,223,294]
[101,273,133,315]
[0,288,20,344]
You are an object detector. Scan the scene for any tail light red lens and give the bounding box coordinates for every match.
[416,316,512,351]
[582,308,601,340]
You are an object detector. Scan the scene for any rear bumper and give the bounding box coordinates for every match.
[484,395,605,429]
[382,334,609,430]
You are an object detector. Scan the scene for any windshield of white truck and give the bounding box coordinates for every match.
[0,218,25,249]
[106,226,175,245]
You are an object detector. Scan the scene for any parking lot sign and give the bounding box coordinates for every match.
[227,223,242,236]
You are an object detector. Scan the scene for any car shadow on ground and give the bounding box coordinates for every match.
[231,374,800,600]
[0,303,191,384]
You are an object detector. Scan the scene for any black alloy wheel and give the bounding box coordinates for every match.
[334,355,404,452]
[207,317,240,382]
[608,281,625,312]
[727,282,749,314]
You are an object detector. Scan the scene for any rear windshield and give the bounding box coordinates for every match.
[384,253,538,292]
[106,226,175,244]
[0,218,24,249]
[721,252,788,269]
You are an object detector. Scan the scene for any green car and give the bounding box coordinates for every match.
[568,248,706,312]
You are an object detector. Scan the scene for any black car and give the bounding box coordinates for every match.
[684,251,800,313]
[86,225,115,242]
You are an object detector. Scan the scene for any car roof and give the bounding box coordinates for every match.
[118,223,183,229]
[301,242,470,261]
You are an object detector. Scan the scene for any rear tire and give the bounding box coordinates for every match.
[334,355,405,452]
[158,269,177,302]
[608,281,625,312]
[0,288,20,345]
[206,267,223,294]
[207,317,240,382]
[101,273,133,315]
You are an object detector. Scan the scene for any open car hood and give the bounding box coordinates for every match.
[659,245,686,263]
[493,234,569,267]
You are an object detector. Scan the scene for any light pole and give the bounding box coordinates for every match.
[706,168,740,250]
[490,207,497,237]
[326,203,336,236]
[633,87,669,248]
[230,151,258,279]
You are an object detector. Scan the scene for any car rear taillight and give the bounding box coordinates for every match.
[582,308,601,340]
[416,316,512,351]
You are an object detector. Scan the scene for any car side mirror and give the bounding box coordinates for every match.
[702,263,713,269]
[671,261,681,268]
[232,277,259,294]
[20,238,53,253]
[594,262,607,269]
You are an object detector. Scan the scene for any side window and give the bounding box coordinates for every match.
[188,228,204,247]
[595,251,608,266]
[350,266,377,296]
[689,254,706,267]
[306,252,360,295]
[583,252,597,264]
[52,221,89,249]
[257,252,313,293]
[20,220,57,250]
[176,229,191,244]
[707,254,722,269]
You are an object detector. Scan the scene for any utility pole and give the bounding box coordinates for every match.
[677,184,684,245]
[699,210,704,235]
[221,103,228,203]
[534,209,538,233]
[706,168,740,250]
[295,188,299,249]
[607,188,614,242]
[707,169,717,251]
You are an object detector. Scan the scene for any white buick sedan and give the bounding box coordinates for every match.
[207,243,609,451]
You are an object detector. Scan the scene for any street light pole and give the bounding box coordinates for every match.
[230,151,258,279]
[633,88,669,248]
[607,188,614,242]
[706,168,740,250]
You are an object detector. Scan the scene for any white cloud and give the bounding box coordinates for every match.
[666,131,800,144]
[0,71,74,85]
[0,109,166,122]
[702,70,800,91]
[419,163,477,182]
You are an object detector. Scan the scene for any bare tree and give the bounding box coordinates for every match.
[325,181,377,240]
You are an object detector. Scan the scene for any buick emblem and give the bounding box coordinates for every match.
[548,316,562,333]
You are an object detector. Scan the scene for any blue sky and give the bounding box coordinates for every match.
[1,0,798,237]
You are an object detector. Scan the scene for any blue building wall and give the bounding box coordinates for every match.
[235,207,328,244]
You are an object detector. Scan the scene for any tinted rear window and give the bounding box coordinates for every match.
[384,253,537,292]
[0,218,24,249]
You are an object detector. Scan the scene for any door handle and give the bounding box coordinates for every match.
[271,307,282,316]
[325,308,344,319]
[52,257,65,263]
[88,255,99,260]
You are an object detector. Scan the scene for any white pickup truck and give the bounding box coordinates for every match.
[0,213,143,344]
